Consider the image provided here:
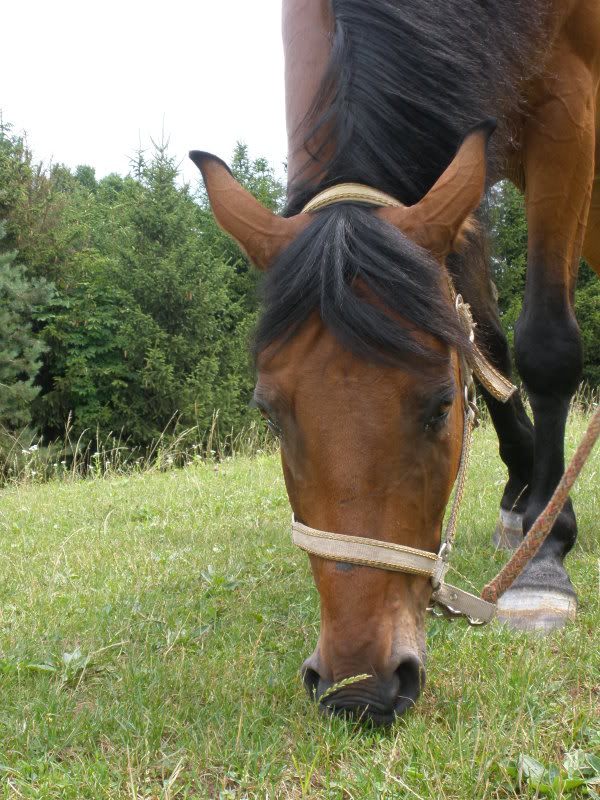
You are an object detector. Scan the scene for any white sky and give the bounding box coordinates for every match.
[2,1,287,185]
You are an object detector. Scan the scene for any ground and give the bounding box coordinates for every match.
[1,410,599,799]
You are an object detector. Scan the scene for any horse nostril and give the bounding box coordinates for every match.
[394,655,426,715]
[301,663,320,700]
[301,653,425,722]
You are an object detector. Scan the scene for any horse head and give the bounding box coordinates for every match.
[190,123,491,724]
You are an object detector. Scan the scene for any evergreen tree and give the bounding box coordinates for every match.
[574,260,600,386]
[0,223,53,430]
[488,181,528,352]
[489,181,600,385]
[29,138,281,445]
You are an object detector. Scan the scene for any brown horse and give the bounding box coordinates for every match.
[191,0,600,723]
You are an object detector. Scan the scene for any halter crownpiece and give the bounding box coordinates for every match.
[301,182,404,213]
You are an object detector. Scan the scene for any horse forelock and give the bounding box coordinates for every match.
[253,205,472,368]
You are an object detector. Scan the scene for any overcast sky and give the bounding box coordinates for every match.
[2,1,287,185]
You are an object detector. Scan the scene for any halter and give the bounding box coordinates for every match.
[291,183,517,625]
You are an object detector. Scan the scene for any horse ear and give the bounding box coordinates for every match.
[377,120,495,259]
[189,151,308,270]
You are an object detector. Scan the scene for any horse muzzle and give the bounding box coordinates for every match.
[301,648,426,725]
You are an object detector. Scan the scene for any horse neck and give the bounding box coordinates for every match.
[282,0,333,189]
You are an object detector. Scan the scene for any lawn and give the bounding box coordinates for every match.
[1,412,599,799]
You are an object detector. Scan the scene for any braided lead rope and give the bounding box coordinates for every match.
[481,403,600,604]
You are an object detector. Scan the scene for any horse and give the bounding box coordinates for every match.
[190,0,600,724]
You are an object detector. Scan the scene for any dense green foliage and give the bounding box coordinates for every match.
[0,223,52,430]
[0,115,599,461]
[0,119,283,455]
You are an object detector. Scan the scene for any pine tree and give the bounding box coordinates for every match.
[0,223,53,430]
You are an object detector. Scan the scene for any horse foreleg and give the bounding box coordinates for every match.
[500,44,596,631]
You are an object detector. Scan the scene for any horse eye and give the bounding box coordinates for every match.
[425,400,453,432]
[257,407,282,437]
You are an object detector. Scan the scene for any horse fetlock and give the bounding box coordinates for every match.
[500,473,531,514]
[494,507,524,551]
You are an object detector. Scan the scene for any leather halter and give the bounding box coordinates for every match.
[290,183,517,624]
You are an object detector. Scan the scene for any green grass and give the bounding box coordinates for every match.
[1,411,599,799]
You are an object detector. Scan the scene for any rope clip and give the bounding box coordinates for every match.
[464,385,480,427]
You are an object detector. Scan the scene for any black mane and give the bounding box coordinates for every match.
[255,0,546,364]
[288,0,546,210]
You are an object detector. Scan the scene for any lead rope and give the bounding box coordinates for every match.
[481,402,600,603]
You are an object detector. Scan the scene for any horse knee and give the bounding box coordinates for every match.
[514,299,583,397]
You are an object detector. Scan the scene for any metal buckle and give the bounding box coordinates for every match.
[437,541,452,562]
[430,543,451,590]
[426,601,487,627]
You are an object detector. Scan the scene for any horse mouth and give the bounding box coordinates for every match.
[302,657,425,725]
[320,696,418,726]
